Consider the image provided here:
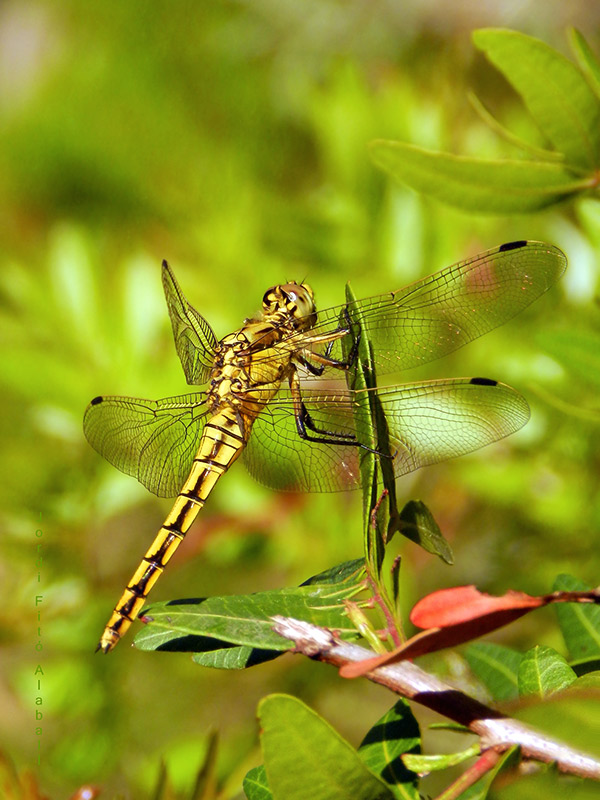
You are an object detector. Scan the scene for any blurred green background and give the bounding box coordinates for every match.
[1,1,599,796]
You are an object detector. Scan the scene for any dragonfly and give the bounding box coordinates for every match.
[84,239,566,652]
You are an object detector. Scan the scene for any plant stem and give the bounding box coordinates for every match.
[433,749,502,800]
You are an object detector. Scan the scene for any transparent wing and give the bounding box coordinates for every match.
[83,392,209,497]
[243,379,529,493]
[255,241,566,376]
[162,261,218,385]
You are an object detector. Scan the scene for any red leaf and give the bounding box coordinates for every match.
[410,585,543,628]
[340,586,600,679]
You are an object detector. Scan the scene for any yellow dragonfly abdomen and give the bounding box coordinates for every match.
[96,407,245,652]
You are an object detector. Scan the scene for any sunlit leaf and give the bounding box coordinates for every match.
[402,744,479,775]
[517,645,576,698]
[134,580,362,653]
[474,29,600,169]
[258,695,395,800]
[369,141,586,213]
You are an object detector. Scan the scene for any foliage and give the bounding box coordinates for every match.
[370,29,600,213]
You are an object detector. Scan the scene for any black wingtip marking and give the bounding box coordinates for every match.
[499,240,527,252]
[470,377,498,386]
[90,395,103,405]
[161,258,169,269]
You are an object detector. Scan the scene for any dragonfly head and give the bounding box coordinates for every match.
[262,282,316,330]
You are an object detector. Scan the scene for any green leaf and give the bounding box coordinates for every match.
[468,91,563,160]
[358,699,420,799]
[570,28,600,101]
[397,500,453,564]
[473,28,600,170]
[402,744,479,775]
[464,642,522,702]
[302,559,366,588]
[343,282,386,576]
[243,765,273,800]
[536,328,600,391]
[192,644,281,670]
[369,141,587,213]
[517,645,577,698]
[258,695,395,800]
[553,575,600,664]
[134,579,362,653]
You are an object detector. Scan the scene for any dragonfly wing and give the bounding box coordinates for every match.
[242,385,362,493]
[83,392,209,497]
[374,377,529,477]
[300,241,566,375]
[162,261,218,385]
[243,378,529,492]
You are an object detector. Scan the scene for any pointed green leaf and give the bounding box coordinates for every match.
[243,766,273,800]
[189,559,365,668]
[358,700,420,799]
[468,91,563,160]
[302,559,366,588]
[397,500,453,564]
[134,580,362,653]
[343,282,390,575]
[570,29,600,102]
[259,695,395,800]
[464,642,522,702]
[553,575,600,663]
[473,28,600,169]
[518,645,577,698]
[369,141,587,213]
[402,744,479,775]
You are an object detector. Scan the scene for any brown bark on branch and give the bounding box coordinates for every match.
[271,616,600,781]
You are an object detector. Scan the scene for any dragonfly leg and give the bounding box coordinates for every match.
[289,368,382,454]
[300,306,361,372]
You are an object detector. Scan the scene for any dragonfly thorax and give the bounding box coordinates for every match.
[262,282,316,331]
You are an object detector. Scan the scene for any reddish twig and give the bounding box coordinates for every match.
[433,749,502,800]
